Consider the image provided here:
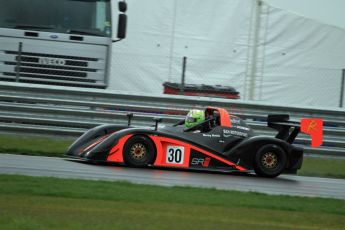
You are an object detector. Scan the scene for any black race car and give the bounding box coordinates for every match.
[66,107,309,178]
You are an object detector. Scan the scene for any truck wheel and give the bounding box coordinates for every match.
[123,135,156,167]
[254,144,287,178]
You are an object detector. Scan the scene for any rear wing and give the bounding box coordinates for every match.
[267,114,323,147]
[267,115,300,144]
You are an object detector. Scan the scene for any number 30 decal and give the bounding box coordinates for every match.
[166,146,185,164]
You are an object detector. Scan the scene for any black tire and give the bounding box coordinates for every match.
[254,144,287,178]
[123,135,156,167]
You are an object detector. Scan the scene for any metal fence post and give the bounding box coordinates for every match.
[247,0,262,101]
[340,69,345,108]
[180,56,187,94]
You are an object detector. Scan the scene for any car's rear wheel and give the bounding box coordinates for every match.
[254,144,287,178]
[123,135,156,167]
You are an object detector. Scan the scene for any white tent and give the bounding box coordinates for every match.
[109,0,345,108]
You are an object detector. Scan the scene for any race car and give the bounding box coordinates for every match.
[66,107,308,178]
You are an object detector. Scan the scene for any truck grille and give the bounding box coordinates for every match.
[1,50,105,88]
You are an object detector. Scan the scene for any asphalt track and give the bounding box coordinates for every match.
[1,154,344,200]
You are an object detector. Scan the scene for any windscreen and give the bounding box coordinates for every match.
[0,0,112,37]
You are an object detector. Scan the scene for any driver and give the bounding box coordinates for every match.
[185,109,205,130]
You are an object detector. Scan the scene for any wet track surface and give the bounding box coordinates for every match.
[1,154,344,200]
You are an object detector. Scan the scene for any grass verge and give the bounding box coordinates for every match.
[300,157,345,179]
[0,175,344,230]
[0,133,345,179]
[0,133,73,157]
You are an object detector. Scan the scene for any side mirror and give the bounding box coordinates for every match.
[119,1,127,13]
[117,14,127,39]
[113,1,127,42]
[115,1,127,40]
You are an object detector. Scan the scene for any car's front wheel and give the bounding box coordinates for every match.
[254,144,287,178]
[123,135,156,167]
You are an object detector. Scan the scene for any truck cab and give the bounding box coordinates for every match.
[0,0,127,88]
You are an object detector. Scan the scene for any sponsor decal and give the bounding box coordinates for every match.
[223,129,248,138]
[202,134,221,138]
[190,157,211,167]
[301,118,323,147]
[230,118,241,125]
[39,57,66,66]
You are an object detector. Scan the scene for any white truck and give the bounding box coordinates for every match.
[0,0,127,88]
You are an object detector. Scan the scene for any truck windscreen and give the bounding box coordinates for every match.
[0,0,112,37]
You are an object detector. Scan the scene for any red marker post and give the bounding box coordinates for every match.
[300,118,323,148]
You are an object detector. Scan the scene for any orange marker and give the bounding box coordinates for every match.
[301,118,323,148]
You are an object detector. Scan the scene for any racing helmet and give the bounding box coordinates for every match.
[185,109,205,128]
